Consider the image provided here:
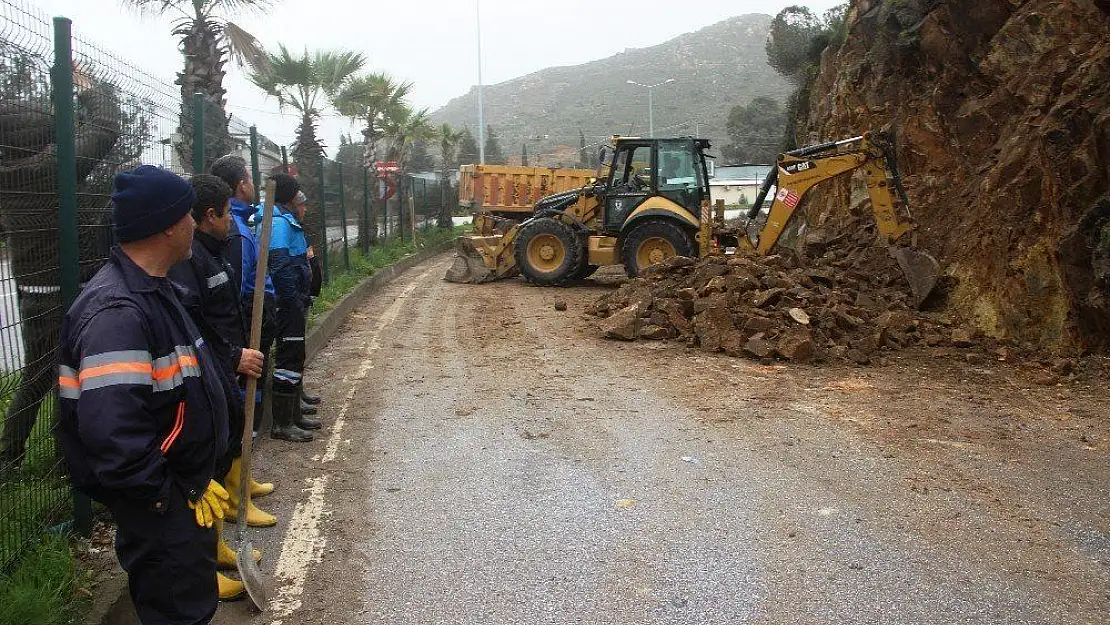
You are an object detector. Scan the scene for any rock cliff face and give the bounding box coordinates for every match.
[799,0,1110,350]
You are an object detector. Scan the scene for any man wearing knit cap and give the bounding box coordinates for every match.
[56,165,231,624]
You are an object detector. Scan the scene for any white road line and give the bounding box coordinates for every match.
[269,264,441,623]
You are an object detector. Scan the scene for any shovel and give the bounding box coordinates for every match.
[235,179,277,610]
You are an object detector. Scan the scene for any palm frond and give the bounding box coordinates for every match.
[222,21,270,73]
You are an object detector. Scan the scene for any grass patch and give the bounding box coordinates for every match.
[309,225,468,325]
[0,532,86,625]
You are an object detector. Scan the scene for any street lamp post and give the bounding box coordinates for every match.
[627,78,674,137]
[476,0,485,164]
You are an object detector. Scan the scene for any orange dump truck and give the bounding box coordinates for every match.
[458,164,596,218]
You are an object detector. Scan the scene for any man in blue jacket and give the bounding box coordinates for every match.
[265,174,321,437]
[56,165,230,624]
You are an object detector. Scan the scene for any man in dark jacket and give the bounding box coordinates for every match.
[56,165,230,625]
[265,174,320,437]
[168,175,270,601]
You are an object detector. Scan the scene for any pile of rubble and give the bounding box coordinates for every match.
[586,217,979,365]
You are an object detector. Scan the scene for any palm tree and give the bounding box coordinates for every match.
[334,73,413,169]
[249,45,365,195]
[122,0,271,172]
[381,105,435,234]
[436,124,464,229]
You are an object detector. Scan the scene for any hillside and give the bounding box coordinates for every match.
[799,0,1110,351]
[430,14,791,166]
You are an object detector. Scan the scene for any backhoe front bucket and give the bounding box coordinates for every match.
[444,234,519,284]
[891,246,940,309]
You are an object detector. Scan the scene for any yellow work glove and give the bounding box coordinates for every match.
[187,480,231,528]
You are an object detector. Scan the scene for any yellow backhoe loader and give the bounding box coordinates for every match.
[446,132,940,307]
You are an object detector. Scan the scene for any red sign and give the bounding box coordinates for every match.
[373,161,400,175]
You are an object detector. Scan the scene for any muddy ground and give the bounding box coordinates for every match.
[209,255,1109,625]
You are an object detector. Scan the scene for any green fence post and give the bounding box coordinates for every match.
[192,93,204,174]
[317,159,329,284]
[53,16,91,538]
[249,125,261,204]
[338,165,350,270]
[362,167,370,253]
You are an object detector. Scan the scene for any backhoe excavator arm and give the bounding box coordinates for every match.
[743,133,939,307]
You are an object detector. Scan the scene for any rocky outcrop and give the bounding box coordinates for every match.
[800,0,1110,351]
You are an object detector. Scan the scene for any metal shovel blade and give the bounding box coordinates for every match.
[891,246,941,309]
[237,539,268,611]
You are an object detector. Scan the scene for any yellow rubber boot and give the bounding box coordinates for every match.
[215,520,262,570]
[225,457,277,528]
[218,573,246,601]
[250,476,274,498]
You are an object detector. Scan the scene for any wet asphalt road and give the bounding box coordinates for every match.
[213,256,1109,625]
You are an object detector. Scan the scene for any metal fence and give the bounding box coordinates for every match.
[0,0,458,571]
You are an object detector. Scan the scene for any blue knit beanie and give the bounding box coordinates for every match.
[111,165,196,243]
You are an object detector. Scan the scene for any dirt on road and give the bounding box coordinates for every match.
[213,254,1109,625]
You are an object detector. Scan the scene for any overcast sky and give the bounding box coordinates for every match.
[33,0,841,154]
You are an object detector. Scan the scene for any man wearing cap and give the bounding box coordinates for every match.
[265,174,320,438]
[56,165,231,624]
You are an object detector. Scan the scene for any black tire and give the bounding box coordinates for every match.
[620,219,695,277]
[513,217,583,286]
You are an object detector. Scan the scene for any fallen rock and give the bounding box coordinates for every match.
[639,324,670,340]
[1032,371,1060,386]
[777,328,816,363]
[744,336,775,359]
[554,300,568,312]
[600,304,641,341]
[788,308,811,325]
[950,329,974,347]
[693,306,736,352]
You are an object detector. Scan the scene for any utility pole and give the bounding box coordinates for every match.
[476,0,486,164]
[627,79,674,137]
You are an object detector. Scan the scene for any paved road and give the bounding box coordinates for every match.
[215,255,1110,625]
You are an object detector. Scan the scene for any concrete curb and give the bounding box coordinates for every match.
[89,239,453,625]
[306,240,453,363]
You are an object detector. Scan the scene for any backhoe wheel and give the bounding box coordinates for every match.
[514,217,583,286]
[620,219,694,277]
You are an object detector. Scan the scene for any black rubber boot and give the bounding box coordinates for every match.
[295,387,322,430]
[301,390,322,405]
[271,391,313,442]
[300,397,318,416]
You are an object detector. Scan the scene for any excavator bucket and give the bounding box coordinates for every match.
[891,246,940,309]
[444,234,519,284]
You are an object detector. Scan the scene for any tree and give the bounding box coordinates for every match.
[457,127,479,166]
[381,105,435,234]
[334,72,413,168]
[436,124,464,229]
[408,140,435,172]
[722,97,786,163]
[484,124,506,165]
[123,0,271,173]
[250,45,365,207]
[765,6,823,82]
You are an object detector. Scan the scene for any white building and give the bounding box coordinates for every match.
[709,164,773,208]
